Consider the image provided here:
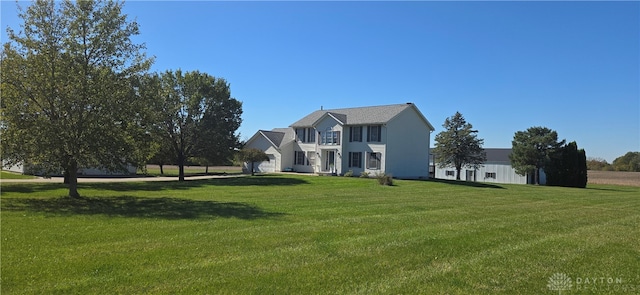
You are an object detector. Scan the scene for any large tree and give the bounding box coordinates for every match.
[147,70,242,181]
[433,112,486,180]
[510,126,565,185]
[1,0,152,198]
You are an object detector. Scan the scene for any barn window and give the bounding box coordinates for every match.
[485,172,497,179]
[445,170,455,177]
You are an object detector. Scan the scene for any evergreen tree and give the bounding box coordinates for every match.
[433,112,486,180]
[546,141,587,188]
[510,127,565,185]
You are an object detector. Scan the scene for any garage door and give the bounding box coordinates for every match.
[255,154,276,173]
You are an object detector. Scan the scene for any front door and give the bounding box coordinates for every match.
[324,150,335,173]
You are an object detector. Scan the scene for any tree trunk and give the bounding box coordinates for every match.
[159,164,164,175]
[535,168,540,185]
[63,170,70,184]
[68,160,80,198]
[251,162,255,176]
[456,167,461,181]
[205,165,209,175]
[177,155,185,181]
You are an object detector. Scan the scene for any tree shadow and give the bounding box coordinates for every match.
[0,176,309,195]
[585,186,637,192]
[428,178,506,189]
[1,195,285,220]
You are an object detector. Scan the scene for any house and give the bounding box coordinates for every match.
[431,148,546,184]
[243,103,435,179]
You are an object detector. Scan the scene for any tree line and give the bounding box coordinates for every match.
[586,152,640,172]
[1,0,242,197]
[434,113,588,188]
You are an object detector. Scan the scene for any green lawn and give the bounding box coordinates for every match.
[1,175,638,294]
[1,171,36,179]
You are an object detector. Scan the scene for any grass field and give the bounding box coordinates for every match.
[0,171,37,180]
[1,175,639,294]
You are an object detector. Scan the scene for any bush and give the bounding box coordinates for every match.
[376,173,393,186]
[359,171,370,178]
[344,170,354,177]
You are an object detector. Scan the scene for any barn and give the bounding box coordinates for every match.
[431,148,546,185]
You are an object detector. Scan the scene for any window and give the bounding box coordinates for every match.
[296,128,305,142]
[348,152,362,168]
[307,129,315,143]
[296,128,315,143]
[321,131,340,145]
[307,151,316,166]
[295,151,306,165]
[350,126,362,142]
[367,152,381,170]
[367,125,382,142]
[445,170,455,177]
[485,172,496,179]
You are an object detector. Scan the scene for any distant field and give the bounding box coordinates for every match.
[1,175,638,294]
[588,170,640,186]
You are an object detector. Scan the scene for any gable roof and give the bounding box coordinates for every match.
[246,128,294,150]
[290,103,434,130]
[260,130,285,147]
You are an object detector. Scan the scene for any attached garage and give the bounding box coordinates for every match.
[243,154,277,174]
[255,154,276,173]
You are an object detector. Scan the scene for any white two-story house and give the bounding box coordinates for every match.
[243,103,435,179]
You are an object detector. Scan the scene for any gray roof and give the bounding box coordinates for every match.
[258,128,295,148]
[290,103,433,129]
[484,148,513,163]
[260,130,284,147]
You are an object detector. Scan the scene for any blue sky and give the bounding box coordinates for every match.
[2,1,638,162]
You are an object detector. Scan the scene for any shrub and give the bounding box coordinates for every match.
[376,173,393,186]
[344,170,354,177]
[359,171,370,178]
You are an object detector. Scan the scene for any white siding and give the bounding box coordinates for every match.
[385,108,431,179]
[476,164,528,184]
[314,116,343,174]
[433,164,528,184]
[341,125,387,176]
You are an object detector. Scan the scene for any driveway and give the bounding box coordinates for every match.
[1,174,245,183]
